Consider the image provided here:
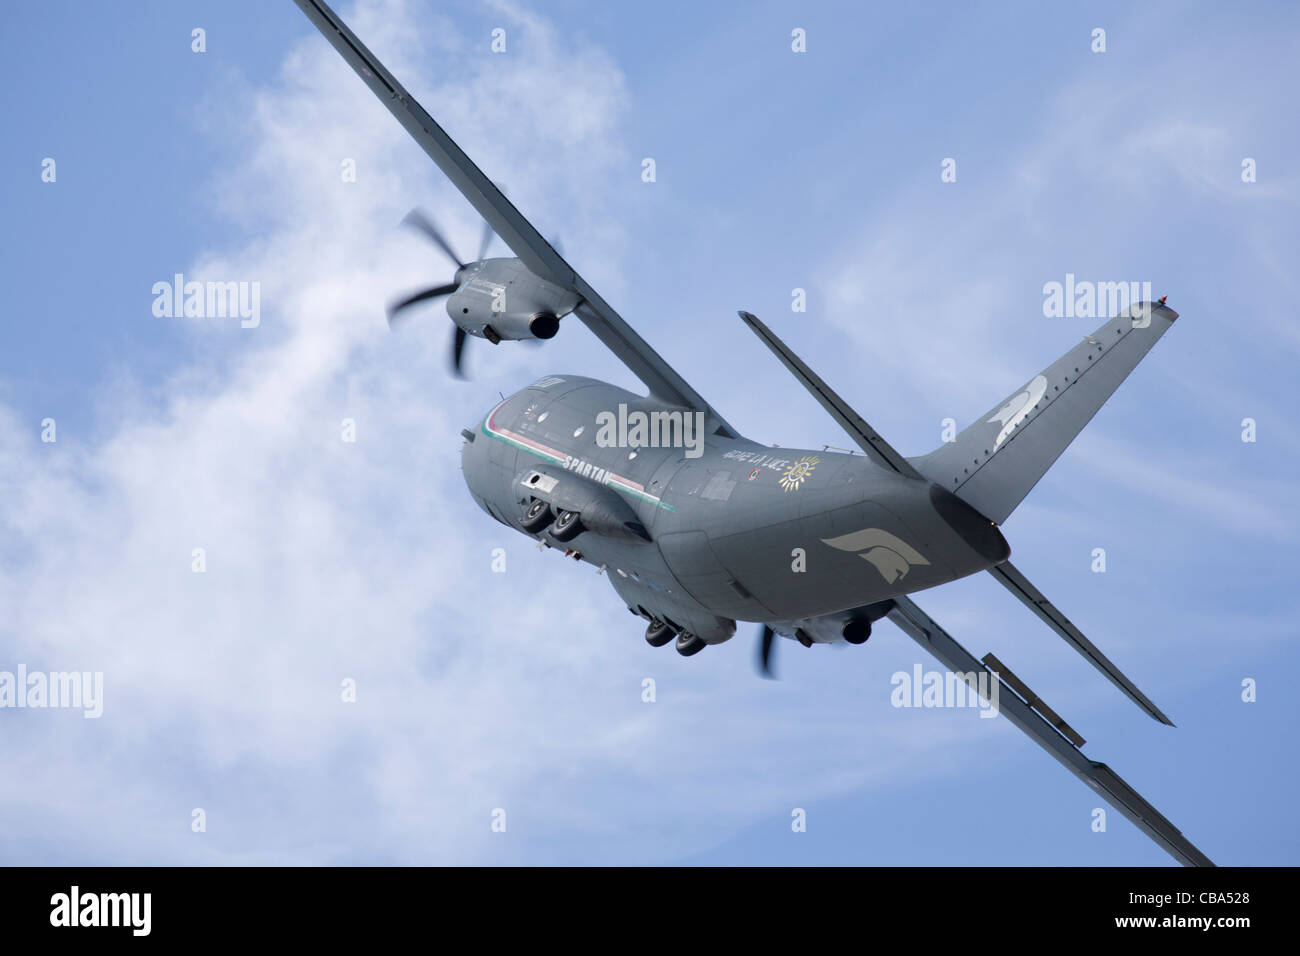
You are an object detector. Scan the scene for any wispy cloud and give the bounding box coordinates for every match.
[0,0,1006,865]
[3,0,1291,866]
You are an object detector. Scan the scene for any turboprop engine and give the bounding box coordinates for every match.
[445,257,581,344]
[386,208,580,375]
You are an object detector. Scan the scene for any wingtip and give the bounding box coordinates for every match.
[1144,703,1175,726]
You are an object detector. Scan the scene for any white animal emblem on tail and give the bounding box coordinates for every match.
[987,374,1048,448]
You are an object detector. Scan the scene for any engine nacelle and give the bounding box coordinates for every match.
[446,257,580,342]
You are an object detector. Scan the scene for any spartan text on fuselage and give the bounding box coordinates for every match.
[564,455,612,483]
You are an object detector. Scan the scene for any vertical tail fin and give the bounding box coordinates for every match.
[910,300,1178,524]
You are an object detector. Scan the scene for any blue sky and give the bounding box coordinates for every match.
[1,0,1296,865]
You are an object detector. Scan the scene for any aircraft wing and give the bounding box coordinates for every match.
[292,0,734,435]
[886,594,1213,867]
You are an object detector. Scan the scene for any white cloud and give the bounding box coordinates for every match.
[0,0,1007,864]
[8,0,1284,867]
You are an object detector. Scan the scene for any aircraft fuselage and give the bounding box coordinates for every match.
[462,375,1009,644]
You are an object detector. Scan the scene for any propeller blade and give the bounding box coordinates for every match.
[450,326,468,378]
[758,624,777,679]
[387,283,458,325]
[477,220,494,262]
[401,209,463,268]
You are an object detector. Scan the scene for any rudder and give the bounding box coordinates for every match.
[910,300,1178,524]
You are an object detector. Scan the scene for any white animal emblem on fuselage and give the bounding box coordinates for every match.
[987,374,1048,448]
[822,528,931,585]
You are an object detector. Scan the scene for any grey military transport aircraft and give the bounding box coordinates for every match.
[294,0,1213,866]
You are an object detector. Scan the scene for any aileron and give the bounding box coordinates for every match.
[887,595,1212,867]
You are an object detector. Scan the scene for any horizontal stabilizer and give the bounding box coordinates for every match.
[990,561,1174,725]
[738,311,923,479]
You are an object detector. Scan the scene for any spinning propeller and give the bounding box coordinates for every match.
[757,624,777,679]
[387,208,495,377]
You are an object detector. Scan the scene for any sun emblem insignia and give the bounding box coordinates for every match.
[778,455,820,492]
